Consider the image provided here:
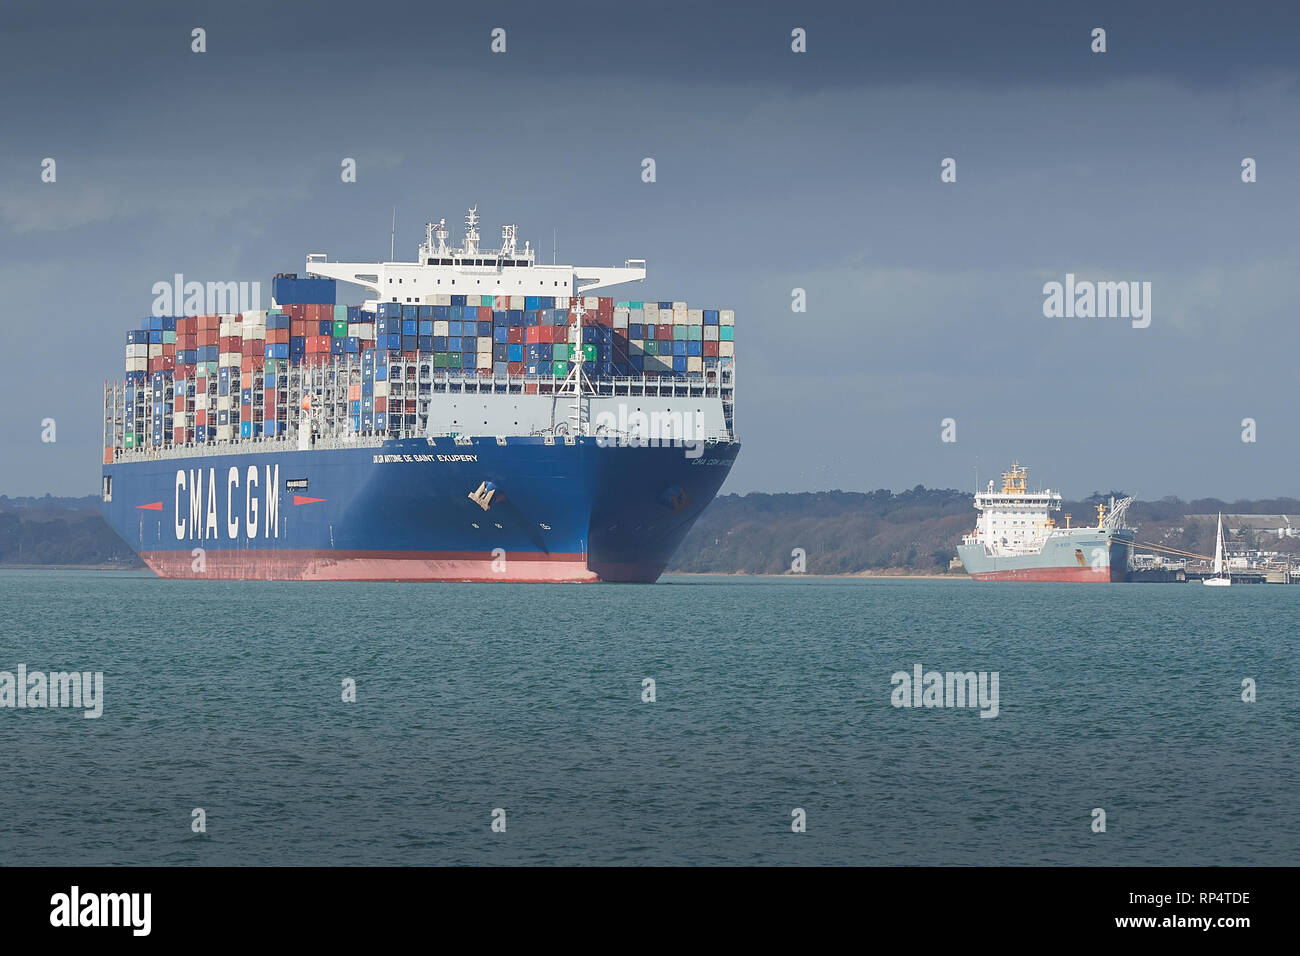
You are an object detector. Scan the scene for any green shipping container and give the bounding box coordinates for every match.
[582,344,597,362]
[673,325,688,340]
[720,326,734,341]
[553,343,570,360]
[552,360,568,376]
[163,330,176,344]
[629,301,644,309]
[124,434,136,448]
[645,340,658,355]
[450,354,462,368]
[334,304,347,321]
[433,354,450,368]
[688,326,702,341]
[333,321,348,338]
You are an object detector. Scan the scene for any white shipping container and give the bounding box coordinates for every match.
[148,344,162,358]
[433,294,451,306]
[672,301,687,311]
[719,341,734,357]
[555,296,569,309]
[720,309,735,325]
[216,425,233,440]
[374,381,388,396]
[704,326,719,341]
[672,309,687,323]
[642,307,659,323]
[433,320,450,336]
[688,309,703,323]
[128,357,147,371]
[510,296,525,309]
[630,309,643,323]
[477,339,493,354]
[613,312,628,329]
[217,395,232,410]
[583,296,599,309]
[357,324,375,340]
[687,356,703,373]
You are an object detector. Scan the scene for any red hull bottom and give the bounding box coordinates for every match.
[969,566,1122,582]
[140,549,601,583]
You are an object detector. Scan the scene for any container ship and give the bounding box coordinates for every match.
[956,464,1134,582]
[101,208,739,582]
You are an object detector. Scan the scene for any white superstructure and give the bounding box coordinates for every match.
[302,206,646,305]
[964,464,1065,556]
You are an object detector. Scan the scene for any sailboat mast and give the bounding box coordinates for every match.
[1214,513,1224,575]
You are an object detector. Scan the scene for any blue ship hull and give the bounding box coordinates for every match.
[101,437,739,582]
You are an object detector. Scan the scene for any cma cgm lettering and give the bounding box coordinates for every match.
[174,464,279,540]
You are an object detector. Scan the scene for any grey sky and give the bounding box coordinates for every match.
[2,0,1298,498]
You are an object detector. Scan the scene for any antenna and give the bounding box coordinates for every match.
[553,227,556,265]
[390,207,396,261]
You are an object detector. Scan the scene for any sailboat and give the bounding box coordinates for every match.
[1203,513,1232,587]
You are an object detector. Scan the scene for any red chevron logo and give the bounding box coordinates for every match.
[135,501,163,511]
[293,495,326,506]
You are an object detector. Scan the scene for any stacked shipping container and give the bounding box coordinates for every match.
[114,278,734,452]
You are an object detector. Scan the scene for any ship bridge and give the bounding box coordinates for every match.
[302,206,646,304]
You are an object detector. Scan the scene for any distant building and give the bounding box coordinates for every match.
[1185,515,1300,538]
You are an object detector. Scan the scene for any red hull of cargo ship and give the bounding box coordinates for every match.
[140,549,599,583]
[968,565,1122,582]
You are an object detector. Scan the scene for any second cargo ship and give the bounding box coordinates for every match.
[101,208,739,583]
[957,464,1134,582]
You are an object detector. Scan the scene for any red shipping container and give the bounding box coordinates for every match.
[199,314,220,329]
[195,410,207,427]
[173,427,185,444]
[657,325,672,340]
[290,320,308,337]
[284,304,305,321]
[524,383,538,394]
[703,341,719,357]
[314,336,331,352]
[375,396,387,413]
[198,331,218,346]
[525,326,542,344]
[495,296,510,309]
[478,306,492,320]
[507,361,525,375]
[159,355,175,370]
[269,329,289,344]
[507,328,523,344]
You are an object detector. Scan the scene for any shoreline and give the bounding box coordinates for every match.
[667,571,959,579]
